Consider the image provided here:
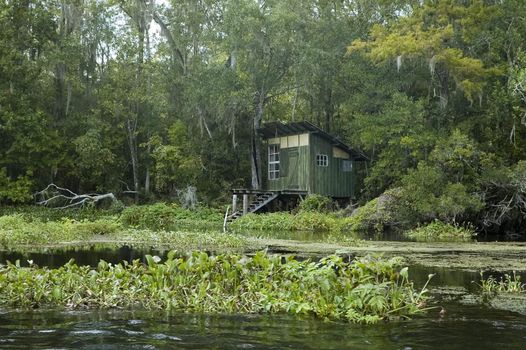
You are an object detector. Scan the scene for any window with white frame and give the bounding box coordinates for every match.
[268,144,280,180]
[316,154,328,167]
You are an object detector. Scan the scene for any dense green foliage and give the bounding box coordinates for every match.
[1,1,526,234]
[0,251,430,323]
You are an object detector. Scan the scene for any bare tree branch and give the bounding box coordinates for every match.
[34,184,118,209]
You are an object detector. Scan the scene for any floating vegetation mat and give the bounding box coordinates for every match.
[0,252,430,324]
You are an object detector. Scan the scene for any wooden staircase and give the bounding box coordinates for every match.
[227,192,279,223]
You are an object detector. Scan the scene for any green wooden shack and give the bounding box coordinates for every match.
[259,121,367,198]
[228,121,366,224]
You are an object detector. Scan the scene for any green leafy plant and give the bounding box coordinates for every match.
[0,252,430,323]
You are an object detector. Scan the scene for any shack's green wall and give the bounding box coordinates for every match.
[309,134,354,198]
[263,133,358,198]
[266,145,310,191]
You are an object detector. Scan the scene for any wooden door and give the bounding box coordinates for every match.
[287,149,299,189]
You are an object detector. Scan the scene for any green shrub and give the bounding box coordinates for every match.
[298,194,333,212]
[399,162,483,223]
[0,169,33,204]
[404,220,476,242]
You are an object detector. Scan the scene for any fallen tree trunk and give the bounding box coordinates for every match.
[34,184,118,209]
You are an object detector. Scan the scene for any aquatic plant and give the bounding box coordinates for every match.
[477,271,525,294]
[0,252,430,324]
[404,220,475,242]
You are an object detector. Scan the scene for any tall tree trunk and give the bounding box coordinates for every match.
[126,118,140,203]
[251,89,265,190]
[143,17,152,197]
[324,88,333,133]
[53,62,66,119]
[144,132,151,196]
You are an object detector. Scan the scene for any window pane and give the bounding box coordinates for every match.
[268,144,280,180]
[316,154,328,167]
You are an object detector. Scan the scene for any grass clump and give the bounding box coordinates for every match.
[0,251,430,324]
[404,220,475,242]
[120,203,223,231]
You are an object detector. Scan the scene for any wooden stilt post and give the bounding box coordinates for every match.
[232,194,238,213]
[223,205,230,232]
[243,194,249,215]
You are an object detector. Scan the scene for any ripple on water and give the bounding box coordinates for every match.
[123,329,145,336]
[70,329,114,336]
[128,319,144,325]
[150,333,182,341]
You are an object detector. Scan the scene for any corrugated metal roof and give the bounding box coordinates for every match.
[258,121,368,161]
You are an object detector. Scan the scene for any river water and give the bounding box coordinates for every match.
[1,247,526,349]
[1,306,525,349]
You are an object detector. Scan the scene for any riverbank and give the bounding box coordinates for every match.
[1,206,525,272]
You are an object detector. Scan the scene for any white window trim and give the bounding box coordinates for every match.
[268,144,280,180]
[316,154,328,167]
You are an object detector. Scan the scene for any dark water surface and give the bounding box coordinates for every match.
[1,247,526,349]
[0,246,170,267]
[1,306,526,350]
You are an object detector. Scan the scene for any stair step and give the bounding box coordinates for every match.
[227,193,279,224]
